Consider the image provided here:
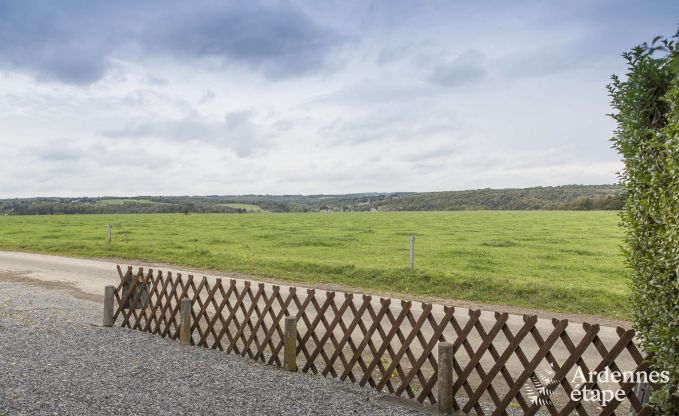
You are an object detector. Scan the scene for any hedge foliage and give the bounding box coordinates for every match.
[609,33,679,414]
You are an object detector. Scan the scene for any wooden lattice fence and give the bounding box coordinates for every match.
[111,266,653,416]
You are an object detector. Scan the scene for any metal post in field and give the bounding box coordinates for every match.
[409,235,415,269]
[179,298,192,346]
[107,224,112,242]
[438,341,454,415]
[284,316,298,372]
[103,285,115,327]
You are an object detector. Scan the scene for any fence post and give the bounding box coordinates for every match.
[438,341,454,414]
[409,235,415,269]
[628,380,651,416]
[103,285,115,327]
[107,224,112,242]
[180,298,192,346]
[284,316,298,371]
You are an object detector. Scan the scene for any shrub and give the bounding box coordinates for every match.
[609,32,679,414]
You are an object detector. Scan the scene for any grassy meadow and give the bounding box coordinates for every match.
[0,211,629,319]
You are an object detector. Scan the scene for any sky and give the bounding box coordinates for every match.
[0,0,677,197]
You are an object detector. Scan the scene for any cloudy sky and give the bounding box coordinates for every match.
[0,1,676,197]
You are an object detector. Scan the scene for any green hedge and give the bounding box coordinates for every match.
[609,33,679,414]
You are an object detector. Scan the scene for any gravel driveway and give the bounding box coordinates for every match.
[0,281,429,416]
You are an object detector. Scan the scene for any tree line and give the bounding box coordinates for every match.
[0,185,624,215]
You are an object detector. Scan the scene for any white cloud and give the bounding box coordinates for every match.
[1,0,675,197]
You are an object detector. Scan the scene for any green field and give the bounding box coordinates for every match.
[0,211,629,319]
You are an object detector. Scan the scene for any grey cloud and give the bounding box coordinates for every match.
[403,146,459,162]
[426,50,487,87]
[0,1,343,84]
[144,74,169,86]
[320,106,461,145]
[88,142,172,167]
[315,78,436,105]
[0,1,115,84]
[317,48,487,106]
[497,42,599,80]
[199,91,216,104]
[101,111,267,157]
[36,139,84,161]
[144,3,344,79]
[377,45,412,65]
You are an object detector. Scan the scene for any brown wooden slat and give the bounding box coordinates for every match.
[195,278,225,347]
[459,313,512,400]
[240,283,268,358]
[463,315,539,413]
[358,298,398,389]
[219,280,252,354]
[292,289,321,372]
[299,291,336,374]
[307,291,354,375]
[227,282,265,354]
[148,271,173,334]
[141,270,164,333]
[164,273,192,339]
[112,266,133,321]
[490,319,569,416]
[120,268,148,329]
[326,294,370,381]
[213,279,241,351]
[382,304,432,399]
[559,328,637,415]
[523,321,601,416]
[242,284,280,356]
[397,305,455,398]
[359,300,410,387]
[340,297,391,380]
[376,301,424,391]
[110,265,652,416]
[599,361,651,416]
[448,309,485,413]
[262,287,296,365]
[133,268,155,330]
[522,320,596,416]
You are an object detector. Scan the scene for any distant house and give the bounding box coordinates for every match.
[319,206,333,213]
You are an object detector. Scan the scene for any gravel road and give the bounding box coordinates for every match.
[0,250,639,404]
[0,281,430,416]
[0,250,638,416]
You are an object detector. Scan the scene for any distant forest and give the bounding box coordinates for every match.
[376,185,624,211]
[0,185,624,215]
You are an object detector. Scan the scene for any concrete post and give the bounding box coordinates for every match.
[284,316,298,371]
[409,235,415,269]
[438,342,454,414]
[180,298,192,346]
[103,285,115,327]
[107,224,112,242]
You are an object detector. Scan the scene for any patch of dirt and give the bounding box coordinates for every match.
[0,270,102,304]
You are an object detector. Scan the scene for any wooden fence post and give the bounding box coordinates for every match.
[107,224,112,242]
[180,298,192,346]
[284,316,298,371]
[438,341,454,414]
[409,235,415,269]
[103,285,115,327]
